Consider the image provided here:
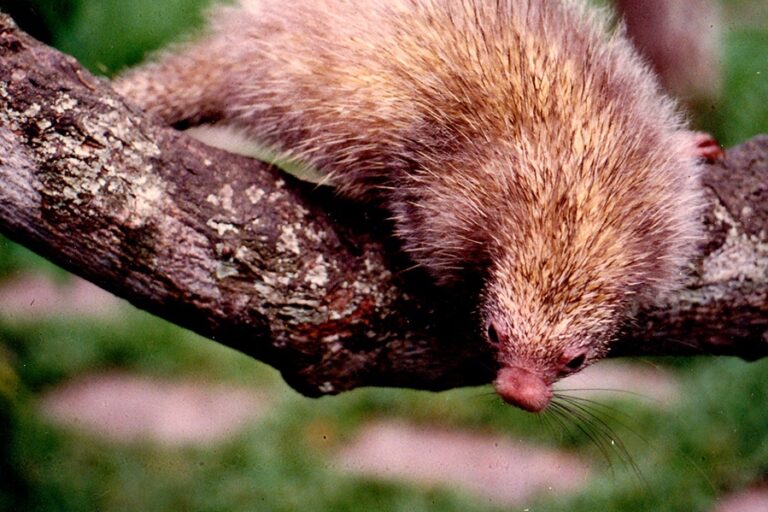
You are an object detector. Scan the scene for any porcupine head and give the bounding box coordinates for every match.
[377,2,705,413]
[114,0,706,412]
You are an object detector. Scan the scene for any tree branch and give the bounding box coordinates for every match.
[0,15,766,397]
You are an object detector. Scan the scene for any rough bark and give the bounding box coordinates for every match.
[0,16,766,397]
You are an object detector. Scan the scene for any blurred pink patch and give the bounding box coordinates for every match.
[40,372,267,445]
[713,488,768,512]
[0,274,121,319]
[335,420,591,506]
[555,361,680,407]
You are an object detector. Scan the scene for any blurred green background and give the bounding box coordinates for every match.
[0,1,767,511]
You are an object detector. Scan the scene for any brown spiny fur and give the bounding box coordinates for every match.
[115,0,704,407]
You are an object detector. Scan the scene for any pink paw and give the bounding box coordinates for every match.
[690,131,724,163]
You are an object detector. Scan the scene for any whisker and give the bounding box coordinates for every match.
[471,390,502,402]
[554,387,654,400]
[556,396,647,486]
[545,403,580,446]
[539,409,556,439]
[553,401,615,461]
[549,401,616,474]
[549,390,719,497]
[555,394,644,422]
[557,394,659,451]
[393,262,426,276]
[665,337,704,350]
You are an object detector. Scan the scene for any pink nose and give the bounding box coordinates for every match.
[494,366,552,412]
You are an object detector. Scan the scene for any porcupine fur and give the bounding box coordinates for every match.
[114,0,704,411]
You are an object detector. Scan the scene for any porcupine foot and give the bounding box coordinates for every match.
[690,131,725,162]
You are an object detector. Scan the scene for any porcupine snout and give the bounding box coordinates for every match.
[494,367,552,412]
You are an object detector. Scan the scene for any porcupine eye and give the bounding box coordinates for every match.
[486,323,500,345]
[564,354,586,371]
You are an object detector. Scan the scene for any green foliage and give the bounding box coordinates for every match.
[9,409,495,512]
[0,236,60,280]
[0,0,213,75]
[715,29,768,145]
[54,0,214,75]
[4,307,768,511]
[538,359,768,512]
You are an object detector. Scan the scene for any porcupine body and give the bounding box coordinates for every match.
[115,0,704,411]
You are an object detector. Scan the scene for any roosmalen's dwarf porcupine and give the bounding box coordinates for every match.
[114,0,717,412]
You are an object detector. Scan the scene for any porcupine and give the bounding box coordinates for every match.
[114,0,711,412]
